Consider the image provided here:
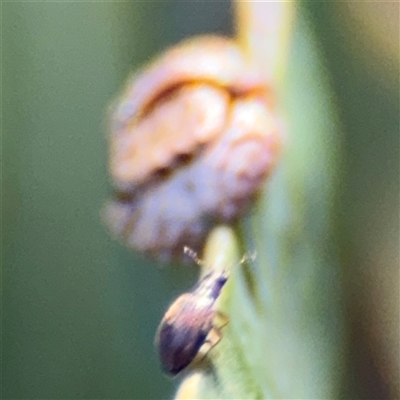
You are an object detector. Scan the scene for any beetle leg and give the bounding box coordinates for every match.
[197,327,222,362]
[215,311,229,328]
[207,326,223,347]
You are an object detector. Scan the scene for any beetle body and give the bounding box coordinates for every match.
[155,269,228,375]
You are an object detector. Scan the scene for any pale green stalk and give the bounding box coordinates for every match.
[175,4,343,399]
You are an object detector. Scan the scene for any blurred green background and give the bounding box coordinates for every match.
[2,2,398,399]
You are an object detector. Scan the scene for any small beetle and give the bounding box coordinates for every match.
[154,251,230,375]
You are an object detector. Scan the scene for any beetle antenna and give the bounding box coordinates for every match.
[183,246,203,266]
[236,250,257,268]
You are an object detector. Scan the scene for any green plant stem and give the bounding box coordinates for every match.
[236,2,296,84]
[175,5,343,399]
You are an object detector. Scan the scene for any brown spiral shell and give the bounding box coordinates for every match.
[104,35,282,260]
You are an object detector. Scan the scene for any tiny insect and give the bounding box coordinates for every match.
[154,248,230,375]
